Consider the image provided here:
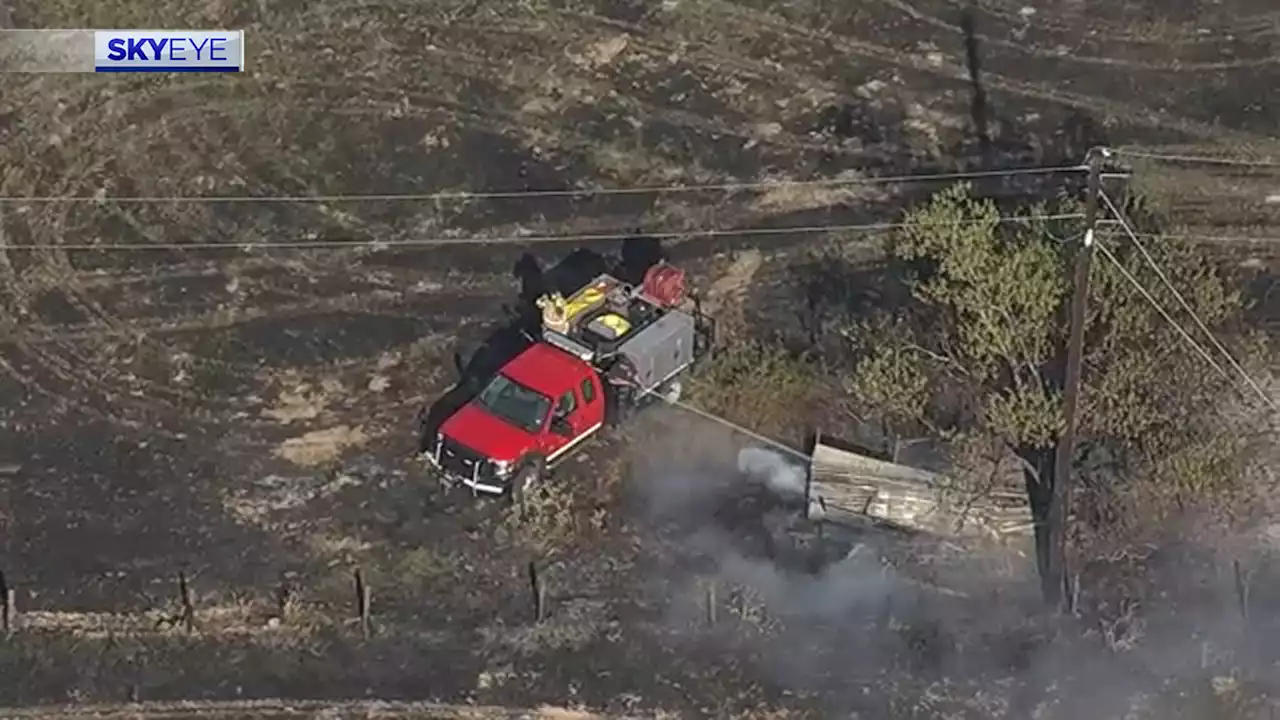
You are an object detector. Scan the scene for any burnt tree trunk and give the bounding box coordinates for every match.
[1020,445,1061,605]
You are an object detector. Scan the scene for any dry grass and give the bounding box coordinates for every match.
[687,340,825,445]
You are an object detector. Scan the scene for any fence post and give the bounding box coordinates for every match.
[1,570,14,634]
[1233,559,1249,625]
[877,563,893,629]
[1070,571,1081,617]
[276,572,293,622]
[705,581,717,625]
[176,571,196,633]
[354,568,370,638]
[528,561,546,623]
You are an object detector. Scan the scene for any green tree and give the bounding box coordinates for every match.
[846,183,1269,602]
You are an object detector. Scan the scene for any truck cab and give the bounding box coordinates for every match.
[426,342,607,496]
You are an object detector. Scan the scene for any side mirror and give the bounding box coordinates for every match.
[551,417,573,437]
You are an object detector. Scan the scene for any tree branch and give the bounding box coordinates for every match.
[903,341,972,378]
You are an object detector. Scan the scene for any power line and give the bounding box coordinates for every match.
[1132,231,1280,245]
[663,396,811,462]
[0,164,1087,204]
[1099,191,1278,410]
[1092,235,1251,398]
[0,214,1086,251]
[1093,222,1280,245]
[1112,148,1280,168]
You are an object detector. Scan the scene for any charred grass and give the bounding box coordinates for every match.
[2,0,1280,715]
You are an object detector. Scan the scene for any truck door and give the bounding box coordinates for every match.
[544,377,604,463]
[544,388,581,462]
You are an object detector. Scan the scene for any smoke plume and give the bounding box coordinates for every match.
[622,405,1280,718]
[736,446,807,500]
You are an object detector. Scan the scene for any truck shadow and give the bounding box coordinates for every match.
[415,238,667,452]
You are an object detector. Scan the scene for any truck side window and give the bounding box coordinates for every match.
[555,390,576,417]
[581,378,595,404]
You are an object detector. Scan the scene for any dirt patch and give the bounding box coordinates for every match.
[261,375,345,423]
[571,34,632,70]
[748,179,881,214]
[705,249,764,333]
[274,425,369,467]
[224,471,364,527]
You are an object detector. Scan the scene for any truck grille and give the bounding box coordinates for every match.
[440,436,483,478]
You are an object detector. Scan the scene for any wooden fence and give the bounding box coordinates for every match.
[0,561,555,638]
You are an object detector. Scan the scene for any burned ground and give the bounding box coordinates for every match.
[1,0,1280,716]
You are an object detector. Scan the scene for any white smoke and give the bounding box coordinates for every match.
[736,446,807,500]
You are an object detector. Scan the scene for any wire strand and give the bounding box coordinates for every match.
[0,214,1086,251]
[1099,191,1277,410]
[1130,231,1280,245]
[1112,148,1280,168]
[1094,222,1280,245]
[0,164,1087,204]
[1093,235,1245,393]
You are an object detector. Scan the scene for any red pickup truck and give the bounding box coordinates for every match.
[421,261,713,501]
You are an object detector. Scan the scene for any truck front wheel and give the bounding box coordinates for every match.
[509,456,546,507]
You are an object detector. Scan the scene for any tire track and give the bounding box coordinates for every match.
[20,286,498,345]
[694,0,1270,145]
[12,3,885,290]
[879,0,1280,71]
[0,698,620,719]
[0,150,202,425]
[411,44,869,160]
[1,82,288,420]
[5,87,483,415]
[0,347,185,439]
[10,0,1182,437]
[935,0,1280,45]
[10,285,498,433]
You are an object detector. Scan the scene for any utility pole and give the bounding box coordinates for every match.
[1045,146,1107,610]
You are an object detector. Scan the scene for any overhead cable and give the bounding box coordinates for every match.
[0,213,1086,251]
[1093,235,1265,406]
[0,164,1087,204]
[1099,191,1277,410]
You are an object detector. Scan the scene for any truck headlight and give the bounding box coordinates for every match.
[490,459,513,477]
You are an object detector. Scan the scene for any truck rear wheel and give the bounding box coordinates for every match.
[658,379,682,404]
[509,456,546,507]
[603,383,634,427]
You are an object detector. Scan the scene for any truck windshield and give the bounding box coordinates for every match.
[475,374,551,434]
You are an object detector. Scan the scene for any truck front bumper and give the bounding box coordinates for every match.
[421,439,509,495]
